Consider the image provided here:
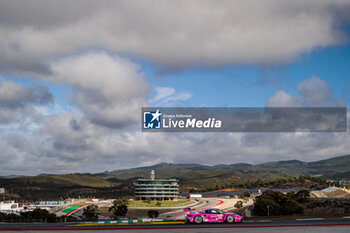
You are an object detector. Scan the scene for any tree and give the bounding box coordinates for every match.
[254,197,281,216]
[239,191,250,199]
[234,200,243,209]
[20,209,57,222]
[6,213,20,221]
[243,191,251,197]
[109,199,129,219]
[0,212,6,221]
[83,205,99,220]
[144,197,152,205]
[296,190,310,202]
[253,190,303,216]
[113,197,129,206]
[189,189,196,193]
[281,199,303,215]
[148,210,159,218]
[286,191,296,200]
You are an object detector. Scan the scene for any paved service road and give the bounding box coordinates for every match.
[159,198,225,219]
[159,198,253,220]
[0,218,350,232]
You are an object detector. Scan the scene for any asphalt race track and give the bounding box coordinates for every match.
[1,218,350,232]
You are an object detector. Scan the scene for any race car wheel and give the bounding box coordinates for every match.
[225,215,235,223]
[193,216,203,224]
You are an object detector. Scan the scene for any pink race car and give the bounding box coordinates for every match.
[184,208,243,224]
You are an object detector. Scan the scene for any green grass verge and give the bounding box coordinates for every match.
[61,206,81,213]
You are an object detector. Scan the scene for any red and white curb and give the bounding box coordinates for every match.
[65,205,86,216]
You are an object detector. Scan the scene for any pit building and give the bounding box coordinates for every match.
[133,170,179,201]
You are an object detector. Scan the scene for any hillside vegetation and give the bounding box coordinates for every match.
[198,176,330,192]
[1,173,114,188]
[96,155,350,191]
[0,173,128,201]
[1,154,350,199]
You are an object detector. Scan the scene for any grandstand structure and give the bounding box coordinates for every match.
[133,170,179,201]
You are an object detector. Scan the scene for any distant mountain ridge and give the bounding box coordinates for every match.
[98,154,350,178]
[1,155,350,193]
[94,155,350,190]
[0,173,114,188]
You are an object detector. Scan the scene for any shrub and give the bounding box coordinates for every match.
[83,205,99,220]
[109,198,129,219]
[234,200,243,209]
[296,190,310,202]
[148,210,159,218]
[239,191,250,199]
[253,190,304,216]
[144,197,152,205]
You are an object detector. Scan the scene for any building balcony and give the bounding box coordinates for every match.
[133,183,179,187]
[134,194,179,197]
[134,188,179,190]
[134,191,180,194]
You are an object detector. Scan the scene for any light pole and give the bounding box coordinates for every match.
[267,204,270,217]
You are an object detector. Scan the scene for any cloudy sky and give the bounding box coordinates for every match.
[1,0,350,175]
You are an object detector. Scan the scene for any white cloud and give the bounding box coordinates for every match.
[149,86,192,107]
[157,92,193,107]
[0,77,53,109]
[0,74,349,175]
[297,76,344,106]
[1,1,350,175]
[2,120,350,175]
[149,87,176,103]
[266,89,301,107]
[47,52,150,128]
[0,0,350,74]
[267,76,345,107]
[0,77,53,129]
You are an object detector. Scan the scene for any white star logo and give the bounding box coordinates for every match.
[151,109,162,122]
